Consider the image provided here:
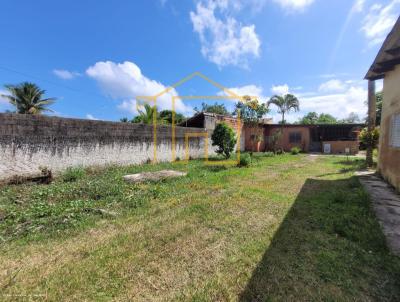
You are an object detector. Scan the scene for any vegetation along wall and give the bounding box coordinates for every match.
[0,113,216,181]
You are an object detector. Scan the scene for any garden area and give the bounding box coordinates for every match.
[1,154,399,301]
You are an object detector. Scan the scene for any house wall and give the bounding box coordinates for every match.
[378,64,400,191]
[244,125,266,152]
[322,140,359,155]
[0,113,216,182]
[265,126,311,152]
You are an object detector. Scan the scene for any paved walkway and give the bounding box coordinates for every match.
[357,171,400,256]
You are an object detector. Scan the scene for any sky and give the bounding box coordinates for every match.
[0,0,399,123]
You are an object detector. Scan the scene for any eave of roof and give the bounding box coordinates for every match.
[365,17,400,80]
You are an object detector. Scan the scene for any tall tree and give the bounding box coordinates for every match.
[1,82,56,114]
[317,113,338,124]
[194,102,229,116]
[159,110,185,124]
[233,96,269,152]
[298,112,319,124]
[297,112,338,124]
[267,94,300,125]
[340,112,361,123]
[132,103,158,124]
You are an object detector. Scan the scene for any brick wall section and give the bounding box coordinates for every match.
[244,125,265,152]
[264,125,311,152]
[0,113,216,181]
[322,141,359,155]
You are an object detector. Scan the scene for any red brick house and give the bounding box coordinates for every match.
[182,112,362,154]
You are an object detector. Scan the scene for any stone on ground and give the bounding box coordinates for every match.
[123,170,187,183]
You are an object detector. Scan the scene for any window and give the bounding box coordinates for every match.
[390,114,400,148]
[289,131,302,144]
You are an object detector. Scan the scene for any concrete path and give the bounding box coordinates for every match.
[356,171,400,256]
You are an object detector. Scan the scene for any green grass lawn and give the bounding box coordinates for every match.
[0,154,399,301]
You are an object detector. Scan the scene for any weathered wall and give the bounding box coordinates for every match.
[378,64,400,191]
[0,113,216,181]
[322,140,359,155]
[244,125,266,152]
[265,126,311,152]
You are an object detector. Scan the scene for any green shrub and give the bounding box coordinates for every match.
[62,167,85,182]
[264,152,275,157]
[359,127,380,148]
[211,122,236,159]
[238,154,251,167]
[276,149,285,155]
[291,147,301,155]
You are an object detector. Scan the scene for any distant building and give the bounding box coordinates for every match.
[366,17,400,191]
[181,112,362,155]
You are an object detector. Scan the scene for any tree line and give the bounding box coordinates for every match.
[1,81,382,127]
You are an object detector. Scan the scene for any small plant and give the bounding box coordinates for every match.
[39,166,53,184]
[62,167,85,182]
[264,152,275,157]
[276,148,285,155]
[238,153,251,167]
[211,122,236,159]
[291,147,301,155]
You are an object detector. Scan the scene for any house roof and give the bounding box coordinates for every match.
[365,17,400,80]
[266,124,364,127]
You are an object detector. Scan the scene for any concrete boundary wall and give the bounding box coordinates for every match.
[0,113,216,181]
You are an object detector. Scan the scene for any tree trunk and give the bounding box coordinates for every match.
[366,80,376,167]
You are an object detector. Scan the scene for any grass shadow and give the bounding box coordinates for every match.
[239,177,400,301]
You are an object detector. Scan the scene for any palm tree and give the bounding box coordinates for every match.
[267,94,300,125]
[132,103,158,124]
[1,82,56,114]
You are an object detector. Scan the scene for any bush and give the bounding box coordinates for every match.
[62,167,85,182]
[211,122,236,159]
[238,153,251,167]
[264,152,275,157]
[276,149,285,155]
[359,127,380,148]
[290,147,301,155]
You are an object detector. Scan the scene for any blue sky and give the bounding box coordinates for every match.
[0,0,399,122]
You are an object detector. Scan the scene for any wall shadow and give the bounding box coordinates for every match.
[239,177,400,301]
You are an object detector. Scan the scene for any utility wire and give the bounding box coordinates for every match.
[0,64,105,99]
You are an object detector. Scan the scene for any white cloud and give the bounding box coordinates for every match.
[361,0,400,46]
[267,80,367,123]
[271,84,289,95]
[190,0,261,68]
[272,0,315,12]
[298,85,367,122]
[117,100,139,115]
[0,90,8,104]
[0,90,13,112]
[53,69,81,80]
[86,61,192,116]
[86,114,99,120]
[352,0,365,13]
[318,79,347,93]
[225,84,264,98]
